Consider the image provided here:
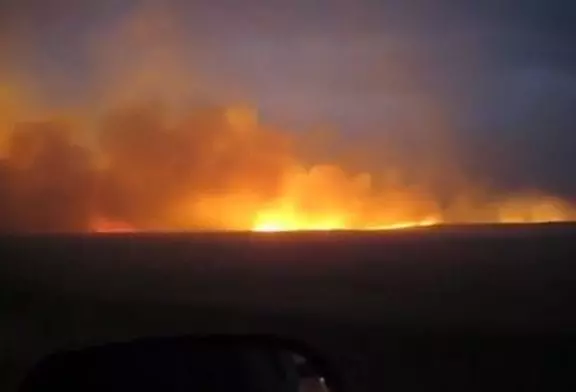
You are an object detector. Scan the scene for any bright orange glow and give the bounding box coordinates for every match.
[253,213,347,232]
[248,167,443,232]
[2,4,575,234]
[252,217,439,233]
[91,218,136,233]
[366,217,441,231]
[84,104,576,234]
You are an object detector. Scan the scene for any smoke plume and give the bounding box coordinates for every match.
[0,4,573,232]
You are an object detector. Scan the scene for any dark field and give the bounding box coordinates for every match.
[2,224,576,391]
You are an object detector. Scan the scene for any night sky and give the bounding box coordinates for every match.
[1,0,575,196]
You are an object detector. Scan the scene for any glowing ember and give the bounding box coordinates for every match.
[365,217,441,231]
[253,217,347,232]
[91,218,136,233]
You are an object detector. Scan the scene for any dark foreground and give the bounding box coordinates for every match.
[2,224,576,391]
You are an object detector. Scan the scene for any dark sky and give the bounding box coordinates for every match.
[2,0,575,196]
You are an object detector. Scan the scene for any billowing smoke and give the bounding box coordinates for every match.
[0,4,573,232]
[0,91,572,233]
[0,99,289,231]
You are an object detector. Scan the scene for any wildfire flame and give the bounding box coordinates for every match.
[2,99,574,234]
[91,218,136,233]
[1,6,575,234]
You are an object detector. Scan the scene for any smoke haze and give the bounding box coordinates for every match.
[0,1,574,232]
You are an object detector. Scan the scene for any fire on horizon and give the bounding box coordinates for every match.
[1,5,574,234]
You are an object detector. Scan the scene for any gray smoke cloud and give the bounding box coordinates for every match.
[0,0,574,232]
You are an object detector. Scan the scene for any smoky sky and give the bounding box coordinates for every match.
[2,0,576,197]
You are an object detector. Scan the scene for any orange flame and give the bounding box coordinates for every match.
[1,6,574,234]
[91,218,136,233]
[84,106,574,234]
